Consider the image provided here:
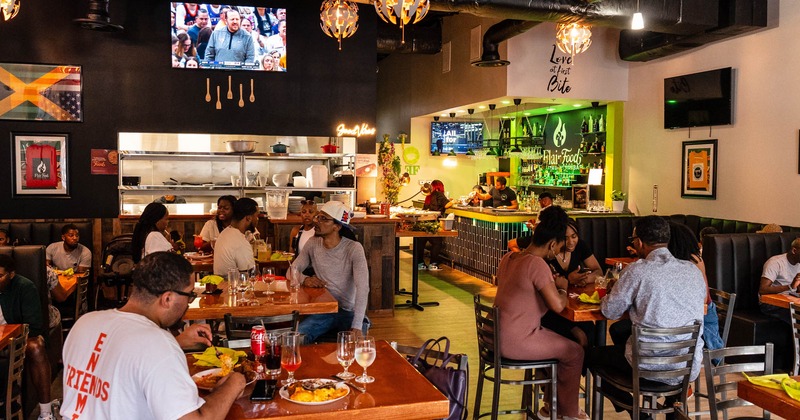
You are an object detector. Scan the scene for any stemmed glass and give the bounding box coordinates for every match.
[262,267,276,295]
[281,332,302,385]
[354,336,376,384]
[336,331,356,380]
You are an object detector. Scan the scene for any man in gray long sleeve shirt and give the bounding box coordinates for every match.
[589,216,705,419]
[204,9,255,67]
[293,201,369,343]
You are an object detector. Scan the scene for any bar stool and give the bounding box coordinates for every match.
[473,295,558,420]
[1,325,29,420]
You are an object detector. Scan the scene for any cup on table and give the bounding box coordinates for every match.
[595,270,612,298]
[227,268,238,292]
[262,332,282,377]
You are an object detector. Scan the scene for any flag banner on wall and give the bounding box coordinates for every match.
[0,63,83,122]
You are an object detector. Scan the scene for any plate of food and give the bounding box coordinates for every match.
[184,252,213,260]
[279,379,350,405]
[192,368,224,391]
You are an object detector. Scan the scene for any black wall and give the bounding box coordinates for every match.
[0,0,378,218]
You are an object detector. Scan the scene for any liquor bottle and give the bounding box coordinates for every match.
[579,139,586,154]
[593,115,600,133]
[598,114,605,132]
[588,115,594,133]
[581,116,588,133]
[600,141,606,153]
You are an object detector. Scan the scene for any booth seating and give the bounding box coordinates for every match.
[0,221,93,251]
[0,245,61,417]
[703,232,798,370]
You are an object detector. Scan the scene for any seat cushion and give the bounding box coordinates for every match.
[593,365,682,394]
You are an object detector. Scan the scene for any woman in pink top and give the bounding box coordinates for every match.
[494,206,587,420]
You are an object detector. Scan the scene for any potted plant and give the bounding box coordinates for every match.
[611,190,627,213]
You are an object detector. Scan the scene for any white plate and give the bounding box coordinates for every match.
[192,368,222,391]
[279,379,350,405]
[366,214,387,218]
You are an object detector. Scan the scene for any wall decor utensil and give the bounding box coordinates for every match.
[227,75,233,99]
[215,86,221,110]
[249,79,255,103]
[205,78,211,102]
[238,84,244,108]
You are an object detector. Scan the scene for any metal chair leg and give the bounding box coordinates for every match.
[473,362,485,420]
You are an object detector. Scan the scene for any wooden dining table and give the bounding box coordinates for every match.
[758,293,800,309]
[737,376,800,419]
[188,340,449,419]
[0,324,23,351]
[394,229,458,311]
[558,284,609,345]
[183,281,338,321]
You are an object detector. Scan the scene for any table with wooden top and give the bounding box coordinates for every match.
[0,324,23,351]
[183,281,338,321]
[189,340,449,420]
[758,293,800,309]
[737,376,800,419]
[559,284,609,346]
[604,257,638,268]
[188,258,292,277]
[394,229,459,311]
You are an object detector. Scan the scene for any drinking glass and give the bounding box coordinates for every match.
[262,267,276,295]
[336,331,356,380]
[287,264,302,292]
[281,332,302,385]
[227,268,238,293]
[262,332,282,377]
[238,273,249,294]
[354,336,376,384]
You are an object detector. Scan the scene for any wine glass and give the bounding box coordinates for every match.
[262,267,275,295]
[336,331,356,380]
[354,336,376,384]
[287,264,302,292]
[281,332,302,385]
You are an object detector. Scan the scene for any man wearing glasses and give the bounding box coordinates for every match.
[588,216,706,418]
[61,252,245,419]
[292,201,369,343]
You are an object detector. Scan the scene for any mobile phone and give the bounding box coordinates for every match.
[250,379,277,401]
[579,268,593,274]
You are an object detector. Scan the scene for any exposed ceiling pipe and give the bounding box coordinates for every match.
[74,0,123,32]
[472,19,541,67]
[377,16,443,54]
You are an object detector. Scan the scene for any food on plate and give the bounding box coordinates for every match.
[194,371,223,389]
[270,251,293,261]
[198,274,224,285]
[219,353,235,376]
[192,347,247,368]
[287,380,348,402]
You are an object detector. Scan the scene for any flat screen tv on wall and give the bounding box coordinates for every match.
[172,4,286,71]
[430,122,484,155]
[664,67,733,129]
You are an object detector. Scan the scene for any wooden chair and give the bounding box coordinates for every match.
[223,311,299,348]
[702,344,773,420]
[693,289,737,417]
[591,321,701,420]
[790,302,800,376]
[61,275,90,336]
[1,324,29,420]
[473,295,558,420]
[394,341,469,420]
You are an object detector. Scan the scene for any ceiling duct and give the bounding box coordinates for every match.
[74,0,123,32]
[619,0,767,61]
[377,16,443,55]
[472,19,541,67]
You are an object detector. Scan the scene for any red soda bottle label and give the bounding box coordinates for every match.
[250,325,266,356]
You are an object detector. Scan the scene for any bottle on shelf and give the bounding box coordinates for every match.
[581,116,589,134]
[588,115,594,133]
[598,114,605,132]
[593,115,600,132]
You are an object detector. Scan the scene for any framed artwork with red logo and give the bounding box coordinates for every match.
[12,132,69,197]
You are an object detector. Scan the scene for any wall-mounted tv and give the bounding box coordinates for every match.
[664,67,733,129]
[172,4,286,71]
[431,122,484,154]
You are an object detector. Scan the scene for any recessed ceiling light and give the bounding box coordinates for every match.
[478,105,486,109]
[501,100,510,104]
[440,113,447,117]
[572,104,582,108]
[547,107,556,112]
[523,112,530,116]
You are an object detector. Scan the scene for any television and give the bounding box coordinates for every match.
[430,122,484,155]
[172,4,286,71]
[664,67,733,129]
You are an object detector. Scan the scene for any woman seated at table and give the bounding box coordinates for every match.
[494,206,588,420]
[131,202,174,263]
[198,195,236,252]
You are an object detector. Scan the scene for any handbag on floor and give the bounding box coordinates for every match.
[407,336,468,420]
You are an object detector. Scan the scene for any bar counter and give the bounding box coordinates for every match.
[443,206,631,283]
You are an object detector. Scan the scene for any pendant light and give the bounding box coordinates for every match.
[373,0,429,45]
[631,0,644,30]
[555,22,592,58]
[486,104,497,156]
[1,0,19,21]
[320,0,360,51]
[465,108,476,156]
[509,98,523,155]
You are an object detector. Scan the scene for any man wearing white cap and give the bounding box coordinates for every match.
[292,201,369,343]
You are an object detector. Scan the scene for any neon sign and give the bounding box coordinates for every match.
[336,123,376,137]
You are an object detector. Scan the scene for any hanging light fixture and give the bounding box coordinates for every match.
[320,0,359,51]
[555,22,593,58]
[1,0,20,21]
[465,108,476,156]
[485,104,498,156]
[631,0,644,30]
[373,0,429,45]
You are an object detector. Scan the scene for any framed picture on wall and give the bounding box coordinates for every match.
[0,63,83,122]
[12,133,69,197]
[681,139,717,199]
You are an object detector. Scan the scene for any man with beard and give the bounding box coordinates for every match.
[205,9,256,67]
[61,252,244,419]
[292,201,369,343]
[46,223,92,273]
[213,198,258,276]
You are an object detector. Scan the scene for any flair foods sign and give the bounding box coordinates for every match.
[337,123,375,137]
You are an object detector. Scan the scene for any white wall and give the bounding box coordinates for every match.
[624,0,799,225]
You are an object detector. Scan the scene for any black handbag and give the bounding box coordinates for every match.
[407,337,468,420]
